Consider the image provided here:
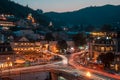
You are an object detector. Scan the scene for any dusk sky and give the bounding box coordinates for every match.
[12,0,120,12]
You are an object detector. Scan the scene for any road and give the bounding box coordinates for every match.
[69,51,120,80]
[47,51,68,65]
[1,51,120,80]
[0,51,77,80]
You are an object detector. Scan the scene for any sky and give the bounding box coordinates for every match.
[12,0,120,12]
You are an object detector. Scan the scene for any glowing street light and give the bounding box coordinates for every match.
[86,71,91,77]
[63,59,68,65]
[70,47,75,52]
[71,47,74,50]
[7,57,10,61]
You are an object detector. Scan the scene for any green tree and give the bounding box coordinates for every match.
[72,32,86,48]
[97,52,114,69]
[45,32,54,41]
[56,40,68,53]
[100,24,113,32]
[105,52,114,68]
[85,25,96,32]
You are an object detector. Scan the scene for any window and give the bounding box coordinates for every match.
[5,48,8,52]
[101,47,105,52]
[106,47,110,51]
[21,43,23,45]
[15,43,18,45]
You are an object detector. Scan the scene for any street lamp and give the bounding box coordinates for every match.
[6,57,13,77]
[86,71,91,77]
[7,57,10,61]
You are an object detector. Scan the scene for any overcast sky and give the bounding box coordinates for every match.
[12,0,120,12]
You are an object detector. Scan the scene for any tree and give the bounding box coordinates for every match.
[72,32,86,48]
[56,40,68,53]
[100,24,113,32]
[85,25,96,32]
[45,32,54,41]
[105,52,114,67]
[97,52,114,69]
[36,9,43,14]
[97,53,106,63]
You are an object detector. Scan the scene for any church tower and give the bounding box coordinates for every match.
[27,13,35,23]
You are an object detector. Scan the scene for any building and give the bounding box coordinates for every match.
[27,13,35,23]
[10,36,41,54]
[0,43,14,55]
[88,32,120,70]
[0,14,15,29]
[88,31,120,71]
[89,32,118,60]
[10,36,75,54]
[0,14,16,43]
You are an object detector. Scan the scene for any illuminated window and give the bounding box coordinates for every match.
[5,48,8,51]
[28,48,30,50]
[31,48,34,50]
[15,43,18,45]
[97,37,100,39]
[109,37,111,39]
[110,47,113,51]
[101,47,105,52]
[24,48,27,50]
[31,43,34,45]
[106,47,110,51]
[14,48,17,50]
[21,43,23,45]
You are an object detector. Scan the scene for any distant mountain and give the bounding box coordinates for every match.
[0,0,50,25]
[45,5,120,27]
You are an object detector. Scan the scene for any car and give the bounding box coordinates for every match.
[72,72,79,77]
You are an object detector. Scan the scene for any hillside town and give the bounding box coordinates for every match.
[0,0,120,80]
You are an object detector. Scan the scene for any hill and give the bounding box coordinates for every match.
[0,0,50,25]
[45,5,120,27]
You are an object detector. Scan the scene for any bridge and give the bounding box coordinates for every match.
[1,64,78,80]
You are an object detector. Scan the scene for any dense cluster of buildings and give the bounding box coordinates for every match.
[0,13,120,71]
[89,32,118,57]
[89,31,120,71]
[0,13,75,55]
